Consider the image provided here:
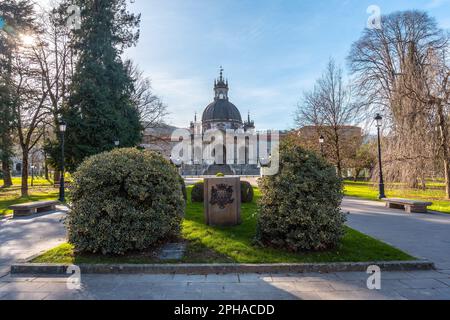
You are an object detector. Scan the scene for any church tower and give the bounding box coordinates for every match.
[214,66,229,101]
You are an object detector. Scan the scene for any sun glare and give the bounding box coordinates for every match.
[20,34,35,46]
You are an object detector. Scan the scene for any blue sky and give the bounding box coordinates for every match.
[41,0,450,130]
[125,0,450,130]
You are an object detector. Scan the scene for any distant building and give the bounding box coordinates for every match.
[182,68,261,176]
[141,68,283,176]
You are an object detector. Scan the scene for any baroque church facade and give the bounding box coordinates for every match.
[180,68,262,176]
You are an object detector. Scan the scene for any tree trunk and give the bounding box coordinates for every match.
[437,103,450,199]
[335,142,343,178]
[333,129,343,178]
[21,150,29,198]
[354,169,362,182]
[1,159,13,187]
[44,161,49,180]
[444,160,450,199]
[43,151,49,180]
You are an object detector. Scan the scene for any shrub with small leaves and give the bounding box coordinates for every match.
[240,181,254,203]
[178,175,187,201]
[256,139,346,252]
[191,181,204,202]
[66,148,185,255]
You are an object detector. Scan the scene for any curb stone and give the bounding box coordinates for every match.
[10,260,434,275]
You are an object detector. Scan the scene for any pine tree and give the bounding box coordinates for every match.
[0,83,14,187]
[0,0,36,187]
[63,0,142,172]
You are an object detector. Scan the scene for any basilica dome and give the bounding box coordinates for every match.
[202,99,242,123]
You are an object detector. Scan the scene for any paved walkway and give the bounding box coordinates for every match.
[1,270,449,300]
[343,198,450,270]
[0,209,67,277]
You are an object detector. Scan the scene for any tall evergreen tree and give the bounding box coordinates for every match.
[0,0,36,187]
[0,83,14,187]
[63,0,141,172]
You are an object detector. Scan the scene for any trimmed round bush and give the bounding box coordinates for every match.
[256,140,346,252]
[240,181,254,203]
[178,175,187,201]
[216,172,225,177]
[67,148,185,255]
[191,181,204,202]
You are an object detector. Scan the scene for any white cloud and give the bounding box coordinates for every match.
[427,0,450,8]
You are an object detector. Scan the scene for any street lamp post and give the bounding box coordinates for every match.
[194,159,200,176]
[375,114,386,199]
[319,135,325,157]
[59,120,67,203]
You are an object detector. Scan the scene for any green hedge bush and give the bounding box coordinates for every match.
[178,175,187,201]
[256,140,346,252]
[191,181,204,202]
[66,148,185,255]
[241,181,254,203]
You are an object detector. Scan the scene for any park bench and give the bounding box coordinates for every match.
[53,182,72,188]
[383,198,433,214]
[9,201,59,218]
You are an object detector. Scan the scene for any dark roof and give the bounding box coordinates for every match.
[202,99,242,123]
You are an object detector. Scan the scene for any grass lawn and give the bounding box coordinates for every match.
[32,186,414,264]
[0,177,59,216]
[344,180,450,214]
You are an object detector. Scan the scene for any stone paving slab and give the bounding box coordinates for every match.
[406,270,450,279]
[157,243,186,261]
[393,288,450,300]
[399,278,449,289]
[438,278,450,287]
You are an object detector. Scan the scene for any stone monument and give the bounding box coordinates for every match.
[204,177,241,226]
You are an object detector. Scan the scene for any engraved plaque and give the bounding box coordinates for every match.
[204,177,241,226]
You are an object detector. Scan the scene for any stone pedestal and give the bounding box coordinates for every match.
[204,177,241,226]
